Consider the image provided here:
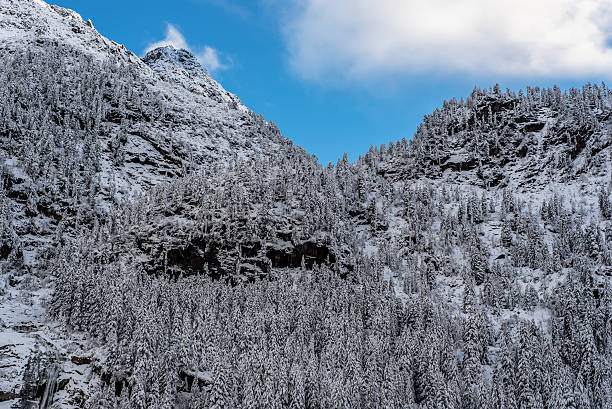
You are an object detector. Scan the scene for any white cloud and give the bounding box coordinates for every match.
[145,24,228,72]
[198,46,224,72]
[284,0,612,80]
[145,24,189,52]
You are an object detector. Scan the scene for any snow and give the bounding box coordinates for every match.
[0,0,611,406]
[0,0,122,62]
[0,279,47,399]
[0,274,100,407]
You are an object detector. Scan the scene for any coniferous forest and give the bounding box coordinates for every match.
[0,1,611,408]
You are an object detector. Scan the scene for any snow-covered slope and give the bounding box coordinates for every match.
[0,0,130,60]
[376,88,612,200]
[0,0,291,406]
[0,0,290,270]
[1,1,612,408]
[142,47,248,112]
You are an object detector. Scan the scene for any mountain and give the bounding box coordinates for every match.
[0,0,291,271]
[0,0,293,405]
[1,1,611,409]
[377,87,612,197]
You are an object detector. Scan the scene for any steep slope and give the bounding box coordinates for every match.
[82,149,354,284]
[376,86,612,198]
[0,0,292,406]
[0,0,288,271]
[47,87,612,408]
[1,1,612,408]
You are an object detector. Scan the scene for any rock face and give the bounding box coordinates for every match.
[0,0,291,274]
[377,89,612,196]
[142,47,244,109]
[88,154,353,283]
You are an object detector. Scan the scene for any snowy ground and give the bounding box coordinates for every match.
[0,272,95,408]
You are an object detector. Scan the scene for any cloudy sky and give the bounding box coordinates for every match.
[56,0,612,164]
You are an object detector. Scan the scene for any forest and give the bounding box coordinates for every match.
[0,2,611,407]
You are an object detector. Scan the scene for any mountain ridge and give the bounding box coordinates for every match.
[375,86,612,199]
[0,1,611,408]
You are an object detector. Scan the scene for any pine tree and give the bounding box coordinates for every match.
[210,356,231,409]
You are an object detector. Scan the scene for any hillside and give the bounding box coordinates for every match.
[0,1,611,409]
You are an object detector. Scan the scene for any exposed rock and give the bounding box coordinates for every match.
[56,377,69,391]
[0,0,291,277]
[19,351,60,409]
[70,356,91,366]
[1,2,612,408]
[0,390,19,401]
[179,369,212,392]
[266,240,336,269]
[378,91,611,195]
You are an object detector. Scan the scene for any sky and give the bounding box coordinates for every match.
[54,0,612,165]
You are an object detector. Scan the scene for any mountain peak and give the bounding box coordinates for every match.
[143,46,205,74]
[48,4,84,23]
[143,45,248,112]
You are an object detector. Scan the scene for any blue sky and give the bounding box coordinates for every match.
[55,0,612,165]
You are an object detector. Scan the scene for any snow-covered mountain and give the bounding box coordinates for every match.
[0,0,293,406]
[1,1,611,408]
[0,0,291,270]
[377,87,612,198]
